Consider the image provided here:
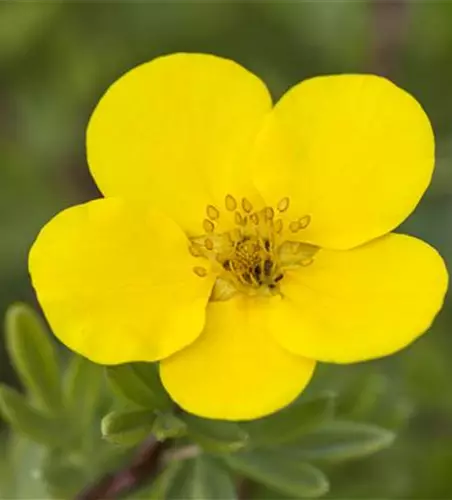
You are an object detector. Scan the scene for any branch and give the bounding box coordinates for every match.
[76,436,165,500]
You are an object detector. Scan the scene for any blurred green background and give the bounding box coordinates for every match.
[1,1,452,498]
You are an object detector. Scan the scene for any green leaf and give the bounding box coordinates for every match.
[337,373,388,419]
[0,385,69,447]
[152,413,187,441]
[285,420,395,462]
[40,451,87,499]
[166,455,237,500]
[181,414,249,453]
[9,436,48,499]
[223,450,329,498]
[133,461,183,499]
[106,363,172,410]
[241,392,336,447]
[0,434,15,499]
[64,355,106,427]
[5,303,61,413]
[102,409,155,447]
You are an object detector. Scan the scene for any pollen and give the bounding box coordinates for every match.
[234,212,244,226]
[250,213,259,225]
[206,205,220,220]
[203,219,215,233]
[274,219,283,233]
[193,266,208,277]
[241,197,253,213]
[264,207,274,221]
[299,215,311,229]
[190,197,318,297]
[277,197,290,212]
[225,194,237,211]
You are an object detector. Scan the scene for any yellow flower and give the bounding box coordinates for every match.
[29,53,448,421]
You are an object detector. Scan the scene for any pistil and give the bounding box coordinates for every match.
[190,194,317,299]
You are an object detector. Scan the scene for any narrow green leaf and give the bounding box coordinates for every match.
[5,303,61,412]
[224,450,329,498]
[64,355,106,427]
[285,420,395,462]
[41,451,87,499]
[181,414,249,453]
[0,434,15,499]
[101,409,155,447]
[10,436,48,499]
[241,392,336,447]
[106,363,172,410]
[167,455,237,500]
[0,385,69,447]
[152,413,187,441]
[133,461,183,499]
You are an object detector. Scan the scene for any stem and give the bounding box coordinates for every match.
[76,436,165,500]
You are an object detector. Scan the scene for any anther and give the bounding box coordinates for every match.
[289,221,300,233]
[234,212,244,226]
[277,197,290,212]
[264,207,274,221]
[223,259,232,271]
[263,239,271,252]
[241,198,253,213]
[206,205,220,220]
[264,259,273,276]
[299,215,311,229]
[193,266,208,277]
[189,244,202,257]
[204,238,214,251]
[274,273,284,283]
[250,213,259,225]
[203,219,215,233]
[274,219,283,233]
[225,194,237,211]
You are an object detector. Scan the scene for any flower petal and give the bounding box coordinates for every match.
[160,296,315,420]
[251,74,435,249]
[87,53,272,235]
[29,198,214,364]
[268,234,448,363]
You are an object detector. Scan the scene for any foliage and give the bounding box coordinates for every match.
[0,305,396,499]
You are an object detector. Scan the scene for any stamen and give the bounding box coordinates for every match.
[264,207,274,221]
[204,238,214,251]
[225,194,237,211]
[193,266,208,277]
[274,219,283,233]
[289,220,300,233]
[206,205,220,220]
[203,219,215,233]
[264,259,273,276]
[250,213,259,225]
[277,197,290,212]
[234,212,244,226]
[299,215,311,229]
[242,198,253,213]
[231,228,242,241]
[189,244,202,257]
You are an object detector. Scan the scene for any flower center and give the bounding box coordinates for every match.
[190,194,317,300]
